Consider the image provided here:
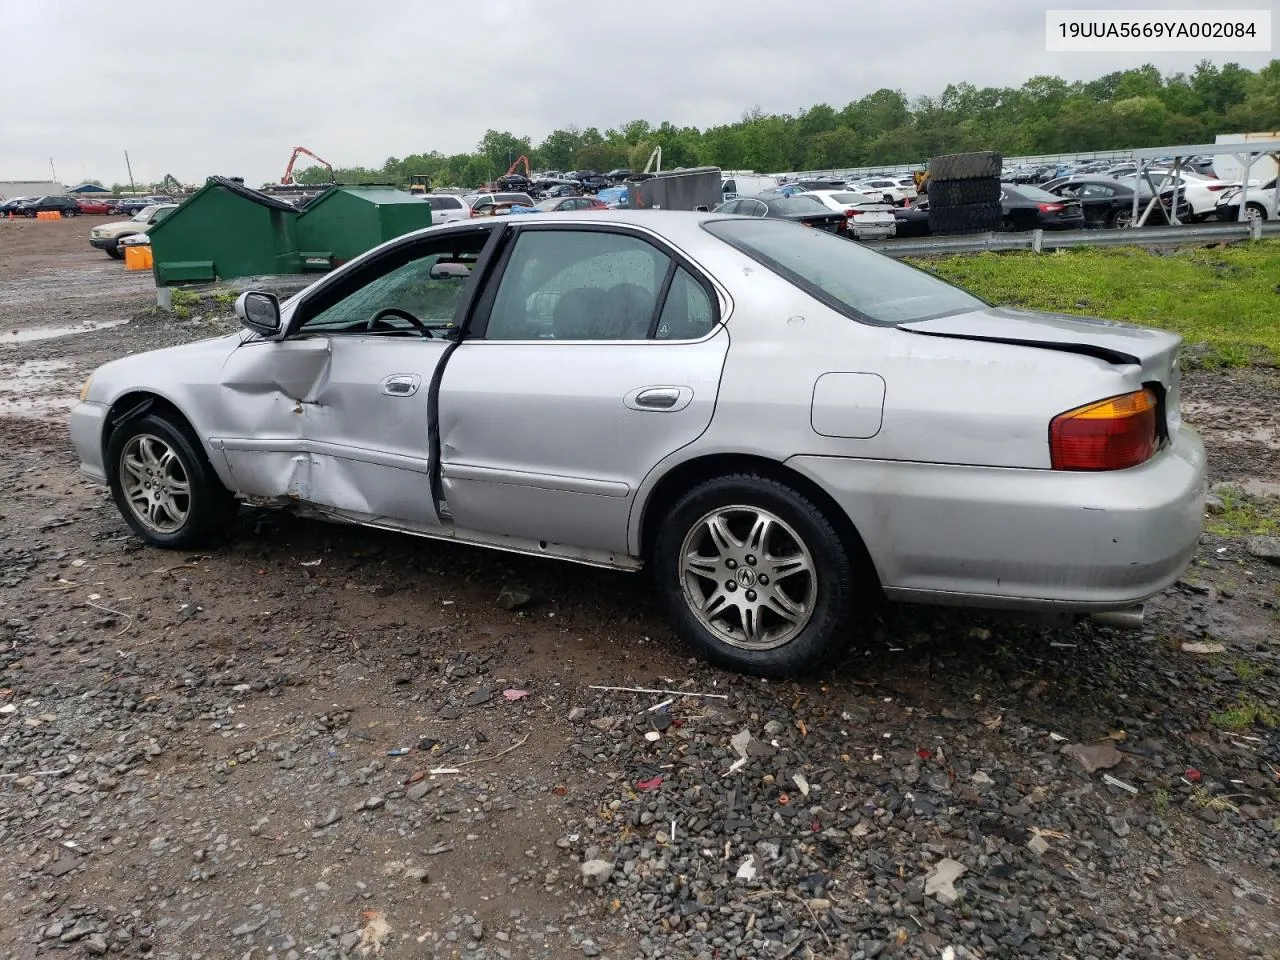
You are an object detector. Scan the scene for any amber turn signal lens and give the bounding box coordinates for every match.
[1049,388,1158,471]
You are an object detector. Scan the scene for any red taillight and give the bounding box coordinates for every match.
[1049,388,1158,471]
[844,208,859,217]
[1037,202,1065,213]
[1206,184,1230,192]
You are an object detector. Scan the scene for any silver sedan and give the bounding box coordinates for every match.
[70,211,1206,676]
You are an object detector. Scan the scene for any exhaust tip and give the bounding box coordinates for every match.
[1089,605,1145,630]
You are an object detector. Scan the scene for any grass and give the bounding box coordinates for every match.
[1206,487,1280,537]
[910,240,1280,368]
[1210,695,1278,731]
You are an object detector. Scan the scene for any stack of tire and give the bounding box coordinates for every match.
[926,152,1003,235]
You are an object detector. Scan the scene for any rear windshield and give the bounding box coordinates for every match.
[1005,184,1061,202]
[425,196,462,210]
[703,218,985,326]
[764,196,830,214]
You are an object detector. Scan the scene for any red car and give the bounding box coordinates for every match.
[77,198,113,215]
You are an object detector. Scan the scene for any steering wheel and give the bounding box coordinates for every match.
[367,307,432,336]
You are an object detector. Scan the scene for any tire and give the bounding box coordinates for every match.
[1246,202,1269,221]
[928,177,1001,207]
[928,200,1003,235]
[106,245,124,259]
[929,151,1002,182]
[1000,217,1018,232]
[106,412,239,549]
[1108,208,1134,229]
[652,473,865,677]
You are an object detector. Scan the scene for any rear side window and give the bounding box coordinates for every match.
[704,218,984,326]
[427,197,462,210]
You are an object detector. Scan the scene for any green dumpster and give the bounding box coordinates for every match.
[297,185,433,269]
[149,176,302,286]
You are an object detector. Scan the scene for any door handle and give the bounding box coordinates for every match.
[625,386,691,412]
[381,374,421,397]
[636,388,680,409]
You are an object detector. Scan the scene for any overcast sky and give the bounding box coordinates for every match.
[0,0,1273,187]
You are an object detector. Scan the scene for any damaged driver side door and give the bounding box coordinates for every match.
[213,224,499,529]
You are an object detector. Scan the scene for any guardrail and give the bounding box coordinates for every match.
[872,218,1278,257]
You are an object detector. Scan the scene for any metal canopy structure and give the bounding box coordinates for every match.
[1128,138,1280,227]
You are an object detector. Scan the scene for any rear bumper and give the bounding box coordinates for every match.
[787,424,1206,612]
[70,401,109,484]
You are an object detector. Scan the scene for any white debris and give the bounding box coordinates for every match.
[735,855,758,881]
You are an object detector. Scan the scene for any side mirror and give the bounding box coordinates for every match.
[235,291,282,338]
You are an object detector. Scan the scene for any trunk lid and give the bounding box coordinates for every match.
[900,306,1183,428]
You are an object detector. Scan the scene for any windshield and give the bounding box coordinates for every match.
[704,218,984,326]
[831,192,874,204]
[131,207,155,222]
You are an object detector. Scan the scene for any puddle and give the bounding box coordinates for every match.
[0,359,76,417]
[0,318,129,344]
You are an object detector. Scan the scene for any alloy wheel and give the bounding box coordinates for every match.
[679,505,817,650]
[119,433,192,534]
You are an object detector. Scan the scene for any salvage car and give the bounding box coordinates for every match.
[70,211,1206,677]
[89,203,178,258]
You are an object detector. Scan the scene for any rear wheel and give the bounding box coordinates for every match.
[1109,208,1134,229]
[106,245,124,259]
[653,474,866,677]
[1246,202,1269,221]
[106,412,239,549]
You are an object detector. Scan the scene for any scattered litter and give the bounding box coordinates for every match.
[636,776,663,792]
[647,698,674,712]
[792,773,810,797]
[503,688,529,701]
[735,855,758,881]
[386,748,410,757]
[71,558,85,567]
[1102,773,1139,794]
[300,559,322,567]
[1048,732,1067,742]
[970,771,994,786]
[924,858,967,905]
[730,729,753,759]
[1027,834,1050,857]
[643,731,662,743]
[724,757,748,776]
[1185,767,1202,782]
[357,909,389,956]
[1181,641,1226,654]
[0,704,15,715]
[427,733,530,774]
[916,748,932,761]
[588,684,729,700]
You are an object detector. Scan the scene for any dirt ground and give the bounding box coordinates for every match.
[0,217,1278,960]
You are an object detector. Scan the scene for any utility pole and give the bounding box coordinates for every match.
[50,158,58,184]
[124,150,137,194]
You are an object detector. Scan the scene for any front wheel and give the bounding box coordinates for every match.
[653,474,866,677]
[106,412,239,548]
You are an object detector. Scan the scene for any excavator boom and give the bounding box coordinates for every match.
[282,147,335,184]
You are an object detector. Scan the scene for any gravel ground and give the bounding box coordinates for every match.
[0,221,1278,959]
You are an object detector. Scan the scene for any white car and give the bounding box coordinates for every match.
[802,191,897,240]
[1126,171,1248,221]
[848,178,913,205]
[420,194,472,224]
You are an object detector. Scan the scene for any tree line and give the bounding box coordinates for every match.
[109,60,1280,192]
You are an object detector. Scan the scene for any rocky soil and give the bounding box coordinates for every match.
[0,218,1278,959]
